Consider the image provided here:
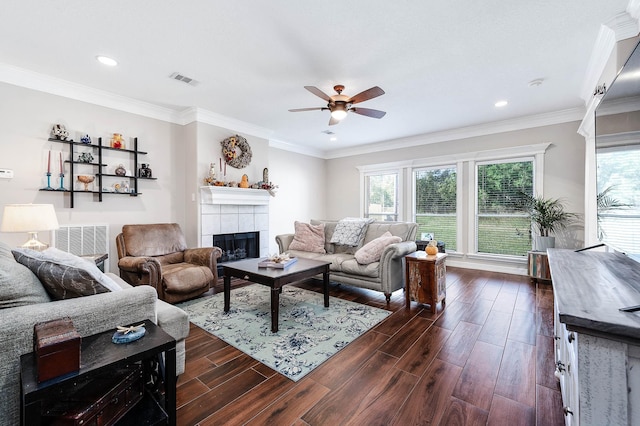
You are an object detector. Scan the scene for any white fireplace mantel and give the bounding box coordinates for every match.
[200,186,270,205]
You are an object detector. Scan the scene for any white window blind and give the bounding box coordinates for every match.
[476,160,533,256]
[414,166,456,250]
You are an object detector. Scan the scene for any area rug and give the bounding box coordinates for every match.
[177,285,391,381]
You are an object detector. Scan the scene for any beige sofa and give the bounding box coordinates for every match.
[276,220,417,301]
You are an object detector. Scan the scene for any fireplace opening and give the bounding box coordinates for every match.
[213,231,259,275]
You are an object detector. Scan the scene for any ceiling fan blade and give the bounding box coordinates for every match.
[348,86,385,104]
[289,107,326,112]
[304,86,332,102]
[350,107,386,119]
[328,116,340,126]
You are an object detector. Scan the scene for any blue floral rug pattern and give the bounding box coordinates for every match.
[177,285,390,381]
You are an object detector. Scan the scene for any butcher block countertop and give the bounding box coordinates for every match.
[547,248,640,344]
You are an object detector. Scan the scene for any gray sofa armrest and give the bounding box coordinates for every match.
[379,241,417,294]
[0,286,158,426]
[276,234,295,253]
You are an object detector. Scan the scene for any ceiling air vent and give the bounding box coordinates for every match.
[169,72,199,86]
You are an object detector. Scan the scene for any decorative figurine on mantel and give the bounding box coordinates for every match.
[204,162,217,185]
[239,174,249,188]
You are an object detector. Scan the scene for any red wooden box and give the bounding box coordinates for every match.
[34,317,81,383]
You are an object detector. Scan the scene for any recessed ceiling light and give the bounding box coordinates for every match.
[330,137,337,142]
[96,56,118,67]
[495,100,508,108]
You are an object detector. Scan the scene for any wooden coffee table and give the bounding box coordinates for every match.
[223,258,330,332]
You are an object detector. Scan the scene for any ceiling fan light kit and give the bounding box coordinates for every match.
[289,84,386,126]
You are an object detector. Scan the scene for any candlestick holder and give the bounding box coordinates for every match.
[57,173,65,191]
[42,172,55,190]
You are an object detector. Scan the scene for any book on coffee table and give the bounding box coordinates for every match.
[257,257,298,269]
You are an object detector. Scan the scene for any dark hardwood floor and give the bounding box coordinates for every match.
[176,267,565,425]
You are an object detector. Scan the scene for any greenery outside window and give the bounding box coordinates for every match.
[364,172,398,221]
[414,166,457,251]
[476,159,533,256]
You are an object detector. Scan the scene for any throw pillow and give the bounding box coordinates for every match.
[12,248,121,300]
[330,217,374,246]
[0,256,51,308]
[354,231,402,265]
[288,221,326,254]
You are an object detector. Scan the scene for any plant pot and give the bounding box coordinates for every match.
[534,236,555,252]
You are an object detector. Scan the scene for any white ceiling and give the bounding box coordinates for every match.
[0,1,634,156]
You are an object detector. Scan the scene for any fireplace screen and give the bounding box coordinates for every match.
[213,231,259,263]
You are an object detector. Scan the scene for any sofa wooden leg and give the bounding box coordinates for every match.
[384,292,391,303]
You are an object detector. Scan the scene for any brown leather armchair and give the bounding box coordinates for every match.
[116,223,222,304]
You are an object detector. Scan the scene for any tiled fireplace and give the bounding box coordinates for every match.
[199,186,270,258]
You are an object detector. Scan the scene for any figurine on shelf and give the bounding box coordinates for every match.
[239,174,249,188]
[51,124,69,141]
[115,164,126,176]
[110,133,125,149]
[78,152,93,163]
[80,134,92,144]
[139,163,152,178]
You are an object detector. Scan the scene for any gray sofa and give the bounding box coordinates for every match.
[276,220,417,301]
[0,242,189,426]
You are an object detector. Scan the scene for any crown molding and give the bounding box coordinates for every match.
[580,23,618,104]
[580,10,640,104]
[268,138,325,158]
[0,62,182,123]
[178,107,273,140]
[629,0,640,20]
[324,108,584,159]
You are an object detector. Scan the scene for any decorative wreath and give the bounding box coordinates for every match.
[221,135,252,169]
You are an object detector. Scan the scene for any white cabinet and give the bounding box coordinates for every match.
[549,249,640,426]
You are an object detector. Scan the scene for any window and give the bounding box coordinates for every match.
[476,159,533,256]
[364,173,398,221]
[596,145,640,253]
[414,166,457,251]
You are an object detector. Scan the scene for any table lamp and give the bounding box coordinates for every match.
[0,204,60,251]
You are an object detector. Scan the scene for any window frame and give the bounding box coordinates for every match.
[411,163,461,252]
[469,153,544,259]
[361,169,402,221]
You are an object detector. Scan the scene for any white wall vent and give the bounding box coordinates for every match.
[52,224,109,271]
[169,72,199,86]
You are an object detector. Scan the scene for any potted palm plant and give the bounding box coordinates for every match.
[519,193,579,251]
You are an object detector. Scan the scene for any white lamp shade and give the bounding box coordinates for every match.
[0,204,60,233]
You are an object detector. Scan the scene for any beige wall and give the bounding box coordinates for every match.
[0,81,587,274]
[0,83,182,271]
[267,147,327,253]
[325,121,586,273]
[0,82,326,268]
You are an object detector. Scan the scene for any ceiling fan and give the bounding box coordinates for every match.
[289,85,386,126]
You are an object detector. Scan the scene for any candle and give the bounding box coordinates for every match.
[224,162,226,176]
[219,158,222,170]
[59,152,63,174]
[47,150,51,173]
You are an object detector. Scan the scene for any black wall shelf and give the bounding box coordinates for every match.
[41,137,153,208]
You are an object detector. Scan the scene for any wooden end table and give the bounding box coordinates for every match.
[223,258,330,333]
[405,251,447,313]
[20,319,176,426]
